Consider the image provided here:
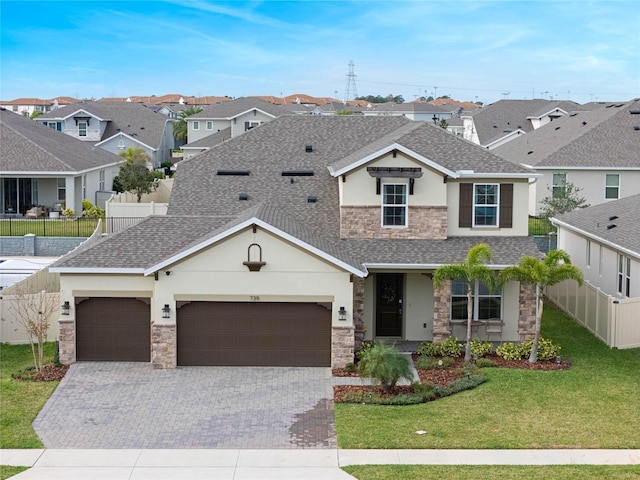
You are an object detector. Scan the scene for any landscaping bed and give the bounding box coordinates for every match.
[12,363,69,382]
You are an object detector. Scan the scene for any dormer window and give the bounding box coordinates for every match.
[382,184,407,227]
[78,121,87,137]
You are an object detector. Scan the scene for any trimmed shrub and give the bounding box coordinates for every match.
[475,358,496,368]
[521,337,561,361]
[439,336,463,357]
[414,355,438,370]
[470,338,493,358]
[418,341,439,357]
[496,342,525,360]
[344,362,356,373]
[356,341,374,361]
[457,363,481,378]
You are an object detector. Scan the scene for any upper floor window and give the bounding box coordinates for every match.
[473,184,499,226]
[245,121,262,131]
[552,173,566,198]
[451,280,502,320]
[193,121,199,131]
[206,121,213,130]
[78,121,87,137]
[605,174,619,199]
[382,184,407,227]
[618,254,631,297]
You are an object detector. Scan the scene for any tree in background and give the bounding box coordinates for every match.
[173,106,203,141]
[540,181,589,219]
[116,147,157,202]
[498,250,583,363]
[433,243,497,362]
[355,94,405,104]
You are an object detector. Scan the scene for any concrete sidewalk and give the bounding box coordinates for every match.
[2,448,639,479]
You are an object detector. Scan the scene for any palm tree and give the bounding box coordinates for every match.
[118,146,150,165]
[498,249,583,363]
[433,243,496,362]
[173,106,203,141]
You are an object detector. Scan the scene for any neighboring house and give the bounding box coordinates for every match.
[493,99,640,215]
[185,97,288,144]
[361,102,455,123]
[0,97,79,117]
[0,108,123,215]
[548,194,640,349]
[36,101,176,168]
[180,127,232,160]
[462,99,587,149]
[50,115,541,370]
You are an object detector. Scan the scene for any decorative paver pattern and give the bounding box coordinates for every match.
[34,363,336,449]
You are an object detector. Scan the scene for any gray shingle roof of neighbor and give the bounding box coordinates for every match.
[367,102,450,114]
[492,99,640,168]
[0,108,123,172]
[182,127,232,149]
[190,97,289,119]
[37,101,173,149]
[55,115,539,272]
[467,99,586,146]
[553,193,640,256]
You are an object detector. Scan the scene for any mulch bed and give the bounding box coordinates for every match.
[333,354,571,403]
[12,363,69,382]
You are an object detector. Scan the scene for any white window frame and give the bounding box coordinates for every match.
[206,121,213,130]
[586,239,591,268]
[381,183,408,227]
[99,170,105,190]
[57,178,66,202]
[599,245,604,277]
[626,257,631,298]
[78,121,87,137]
[605,173,620,199]
[473,183,499,227]
[451,280,502,321]
[552,173,566,198]
[193,121,199,131]
[617,254,631,297]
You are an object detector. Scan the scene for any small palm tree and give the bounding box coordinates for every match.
[173,106,203,141]
[433,243,496,362]
[357,341,413,394]
[498,249,583,363]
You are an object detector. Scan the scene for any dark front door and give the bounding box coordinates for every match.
[376,273,403,337]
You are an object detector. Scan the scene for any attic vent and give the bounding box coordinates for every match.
[634,126,640,131]
[281,170,314,176]
[630,110,640,115]
[555,126,561,130]
[527,151,534,155]
[607,224,617,230]
[305,144,313,153]
[217,170,250,176]
[493,125,497,128]
[140,127,145,130]
[307,195,317,203]
[239,193,249,201]
[570,113,578,117]
[582,122,587,126]
[609,215,619,221]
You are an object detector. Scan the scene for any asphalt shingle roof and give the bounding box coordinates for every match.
[190,97,288,120]
[1,108,123,172]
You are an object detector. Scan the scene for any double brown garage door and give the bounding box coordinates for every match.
[177,302,331,367]
[75,298,331,367]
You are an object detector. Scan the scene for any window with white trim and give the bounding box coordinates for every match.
[206,121,213,130]
[552,173,566,198]
[473,184,499,226]
[382,184,407,227]
[78,121,87,137]
[586,240,591,268]
[193,121,199,130]
[99,170,105,190]
[451,280,502,320]
[57,178,66,201]
[618,254,631,297]
[605,174,619,199]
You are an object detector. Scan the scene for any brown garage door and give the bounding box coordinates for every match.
[177,302,331,367]
[76,297,151,362]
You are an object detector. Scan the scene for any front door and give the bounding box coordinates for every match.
[375,273,403,337]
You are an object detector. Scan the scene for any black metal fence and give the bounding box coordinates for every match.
[528,216,557,236]
[0,217,145,237]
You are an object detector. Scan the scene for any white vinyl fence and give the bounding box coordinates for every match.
[546,280,640,349]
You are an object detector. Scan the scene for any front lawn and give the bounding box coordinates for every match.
[0,342,60,448]
[0,218,100,237]
[335,302,640,449]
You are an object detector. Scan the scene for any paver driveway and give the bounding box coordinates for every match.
[33,362,336,449]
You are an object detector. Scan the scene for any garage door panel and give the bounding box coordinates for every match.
[177,302,331,367]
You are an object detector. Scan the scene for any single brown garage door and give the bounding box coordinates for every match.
[76,297,151,362]
[177,302,331,367]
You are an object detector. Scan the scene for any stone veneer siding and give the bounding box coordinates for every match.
[352,277,365,352]
[151,323,177,369]
[340,205,447,239]
[518,283,537,341]
[58,319,75,365]
[432,280,452,343]
[332,325,354,368]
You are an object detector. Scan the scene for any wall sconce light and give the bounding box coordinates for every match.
[61,301,70,315]
[162,304,171,319]
[339,306,347,321]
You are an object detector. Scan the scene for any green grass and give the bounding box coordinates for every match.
[335,303,640,449]
[0,466,28,480]
[0,343,60,448]
[0,218,100,237]
[529,216,556,236]
[342,465,640,480]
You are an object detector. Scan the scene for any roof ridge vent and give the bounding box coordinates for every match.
[607,224,616,230]
[305,144,313,152]
[217,170,250,176]
[307,195,317,203]
[281,170,314,176]
[239,193,249,201]
[609,215,618,221]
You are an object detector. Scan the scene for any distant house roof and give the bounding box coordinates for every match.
[182,127,232,149]
[0,108,123,173]
[493,99,640,169]
[190,97,289,120]
[553,193,640,257]
[38,101,173,150]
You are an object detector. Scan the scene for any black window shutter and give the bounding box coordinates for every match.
[459,183,473,227]
[499,184,513,228]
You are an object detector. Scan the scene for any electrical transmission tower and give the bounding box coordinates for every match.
[343,60,358,103]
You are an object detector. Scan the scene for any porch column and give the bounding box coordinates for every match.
[352,276,365,352]
[331,326,354,368]
[151,323,177,369]
[58,318,75,365]
[432,279,452,343]
[518,283,537,341]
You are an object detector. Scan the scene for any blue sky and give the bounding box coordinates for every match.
[1,0,638,104]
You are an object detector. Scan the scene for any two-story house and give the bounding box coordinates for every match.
[36,101,176,168]
[0,97,79,117]
[493,99,640,215]
[50,116,541,370]
[1,109,123,216]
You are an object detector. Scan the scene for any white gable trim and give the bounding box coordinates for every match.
[484,129,526,149]
[59,109,108,122]
[329,143,458,178]
[50,267,145,274]
[526,108,568,120]
[533,166,640,171]
[144,217,366,277]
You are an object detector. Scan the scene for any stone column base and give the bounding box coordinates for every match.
[58,319,75,365]
[151,323,177,369]
[332,325,355,368]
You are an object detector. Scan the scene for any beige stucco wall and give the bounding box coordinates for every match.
[447,179,530,236]
[339,151,447,206]
[404,273,433,341]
